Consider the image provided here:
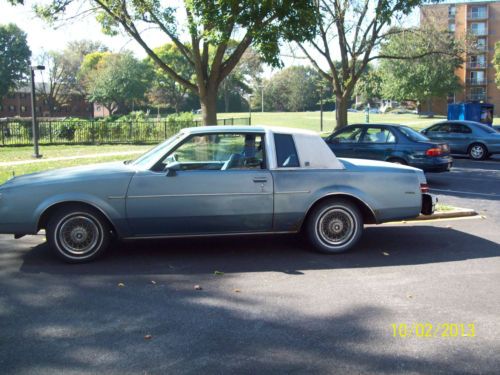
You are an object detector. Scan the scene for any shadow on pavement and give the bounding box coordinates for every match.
[19,225,500,276]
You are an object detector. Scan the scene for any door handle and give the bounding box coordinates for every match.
[253,177,268,183]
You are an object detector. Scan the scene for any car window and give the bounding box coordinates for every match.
[428,123,451,133]
[451,124,472,134]
[361,127,396,143]
[330,127,363,143]
[160,133,265,171]
[399,126,430,142]
[275,133,300,168]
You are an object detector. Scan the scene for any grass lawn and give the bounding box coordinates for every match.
[0,144,151,163]
[219,111,500,133]
[0,153,142,184]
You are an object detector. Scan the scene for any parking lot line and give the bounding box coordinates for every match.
[430,188,498,198]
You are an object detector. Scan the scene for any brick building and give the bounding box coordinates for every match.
[0,85,94,118]
[420,0,500,115]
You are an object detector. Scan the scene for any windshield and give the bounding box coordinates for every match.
[399,126,430,142]
[131,132,185,167]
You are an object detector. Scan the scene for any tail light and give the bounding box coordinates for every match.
[425,148,442,157]
[420,183,429,193]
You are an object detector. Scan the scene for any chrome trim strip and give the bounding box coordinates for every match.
[108,196,126,200]
[275,190,310,195]
[127,192,272,199]
[123,230,297,240]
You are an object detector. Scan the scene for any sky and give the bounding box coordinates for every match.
[0,0,420,78]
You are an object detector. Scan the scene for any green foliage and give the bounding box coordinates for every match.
[494,42,500,89]
[79,52,150,114]
[354,66,383,104]
[0,23,31,98]
[379,28,462,106]
[257,66,328,112]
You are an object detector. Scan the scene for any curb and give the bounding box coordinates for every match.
[413,207,478,221]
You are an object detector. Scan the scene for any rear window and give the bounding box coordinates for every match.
[274,134,300,168]
[475,124,496,134]
[399,126,430,142]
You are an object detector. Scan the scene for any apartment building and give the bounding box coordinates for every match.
[420,0,500,115]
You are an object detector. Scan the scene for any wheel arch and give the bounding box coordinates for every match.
[301,193,378,230]
[37,201,117,236]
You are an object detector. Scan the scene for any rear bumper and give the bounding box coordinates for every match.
[409,156,453,173]
[421,193,438,215]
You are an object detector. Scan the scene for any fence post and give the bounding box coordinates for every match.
[91,121,95,144]
[1,121,4,146]
[164,121,167,139]
[49,121,53,143]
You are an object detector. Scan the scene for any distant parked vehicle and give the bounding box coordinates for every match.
[369,108,381,114]
[422,120,500,160]
[325,123,452,172]
[347,108,359,113]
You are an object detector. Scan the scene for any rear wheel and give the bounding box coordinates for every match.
[306,199,364,254]
[468,143,488,160]
[46,205,111,263]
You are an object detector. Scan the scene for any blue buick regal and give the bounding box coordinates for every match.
[0,126,435,263]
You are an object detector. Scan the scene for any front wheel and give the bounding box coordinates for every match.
[306,199,364,254]
[46,205,111,263]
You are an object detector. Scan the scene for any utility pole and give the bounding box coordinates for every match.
[320,85,323,132]
[30,65,45,158]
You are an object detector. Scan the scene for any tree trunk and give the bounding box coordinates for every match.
[200,89,218,125]
[335,94,348,130]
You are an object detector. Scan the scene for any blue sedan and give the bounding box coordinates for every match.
[422,120,500,160]
[325,124,453,172]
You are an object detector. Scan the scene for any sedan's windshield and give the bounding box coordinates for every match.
[131,133,185,167]
[399,126,430,142]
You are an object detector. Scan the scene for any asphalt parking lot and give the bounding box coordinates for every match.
[0,157,499,374]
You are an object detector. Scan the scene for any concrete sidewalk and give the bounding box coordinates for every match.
[0,150,144,167]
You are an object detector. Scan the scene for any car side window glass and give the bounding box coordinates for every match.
[275,133,300,168]
[331,127,363,143]
[161,133,265,171]
[361,128,396,143]
[428,124,449,133]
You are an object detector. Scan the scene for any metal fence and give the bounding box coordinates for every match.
[0,117,250,146]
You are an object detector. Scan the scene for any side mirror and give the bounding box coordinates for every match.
[165,161,181,177]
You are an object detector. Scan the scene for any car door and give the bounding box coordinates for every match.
[325,126,364,157]
[126,132,273,236]
[354,126,397,160]
[450,123,473,154]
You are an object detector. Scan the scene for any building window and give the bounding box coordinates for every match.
[470,6,487,20]
[8,105,16,112]
[19,93,27,99]
[43,99,49,105]
[469,55,486,68]
[469,87,486,101]
[470,22,486,36]
[475,38,487,51]
[469,71,485,85]
[449,5,456,17]
[20,105,27,113]
[448,23,455,32]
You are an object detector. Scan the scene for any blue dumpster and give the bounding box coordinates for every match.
[447,102,494,126]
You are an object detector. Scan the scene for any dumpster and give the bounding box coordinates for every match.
[447,102,494,126]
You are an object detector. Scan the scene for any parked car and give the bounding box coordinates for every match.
[325,124,452,172]
[0,126,436,263]
[421,120,500,160]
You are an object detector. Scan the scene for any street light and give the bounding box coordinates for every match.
[247,94,253,125]
[30,65,45,158]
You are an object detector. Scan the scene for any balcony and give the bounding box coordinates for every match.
[466,78,487,85]
[469,28,488,36]
[467,62,487,69]
[466,93,487,101]
[468,11,488,20]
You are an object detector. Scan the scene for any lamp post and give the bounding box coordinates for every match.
[260,85,264,113]
[247,94,253,125]
[30,65,45,158]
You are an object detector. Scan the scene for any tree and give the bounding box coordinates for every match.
[20,0,318,125]
[257,66,323,112]
[0,23,31,98]
[79,52,150,114]
[296,0,435,129]
[379,29,462,112]
[353,66,383,105]
[494,41,500,89]
[145,43,193,114]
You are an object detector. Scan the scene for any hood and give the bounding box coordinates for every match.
[1,161,134,189]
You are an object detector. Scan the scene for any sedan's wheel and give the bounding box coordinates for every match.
[307,199,363,254]
[468,143,488,160]
[46,206,111,263]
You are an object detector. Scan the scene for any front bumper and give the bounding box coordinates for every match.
[421,193,438,215]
